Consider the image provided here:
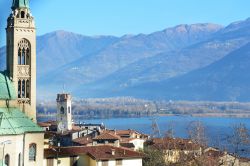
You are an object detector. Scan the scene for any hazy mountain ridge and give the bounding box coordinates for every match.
[122,42,250,101]
[73,19,250,98]
[38,23,223,94]
[37,30,119,77]
[2,18,250,101]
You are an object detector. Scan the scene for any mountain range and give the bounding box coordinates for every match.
[1,18,250,101]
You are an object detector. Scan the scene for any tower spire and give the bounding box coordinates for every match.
[12,0,30,10]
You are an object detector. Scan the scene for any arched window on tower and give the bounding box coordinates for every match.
[60,106,65,114]
[17,39,31,66]
[21,11,25,18]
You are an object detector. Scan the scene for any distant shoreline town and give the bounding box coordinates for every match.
[37,97,250,120]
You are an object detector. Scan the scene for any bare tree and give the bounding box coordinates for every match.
[165,121,175,138]
[228,123,250,158]
[187,121,207,147]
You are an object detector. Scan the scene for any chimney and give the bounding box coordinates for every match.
[111,149,115,156]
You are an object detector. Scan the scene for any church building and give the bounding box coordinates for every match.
[0,0,44,165]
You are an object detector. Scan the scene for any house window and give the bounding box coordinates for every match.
[5,154,10,166]
[116,159,122,166]
[29,143,36,161]
[68,107,71,113]
[18,153,21,166]
[102,160,108,166]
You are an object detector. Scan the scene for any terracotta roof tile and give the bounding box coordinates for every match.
[116,129,139,136]
[73,136,93,145]
[93,132,121,140]
[44,145,144,160]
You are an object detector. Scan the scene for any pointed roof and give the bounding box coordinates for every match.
[12,0,30,10]
[0,107,43,135]
[0,72,16,100]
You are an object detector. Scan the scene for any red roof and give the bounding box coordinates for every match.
[116,129,140,136]
[93,132,121,140]
[73,136,93,145]
[44,145,143,160]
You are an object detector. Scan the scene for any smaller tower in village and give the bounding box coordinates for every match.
[56,93,72,132]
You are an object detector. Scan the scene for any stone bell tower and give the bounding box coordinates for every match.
[6,0,37,121]
[56,93,73,132]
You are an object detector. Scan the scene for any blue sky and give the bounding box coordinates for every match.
[0,0,250,46]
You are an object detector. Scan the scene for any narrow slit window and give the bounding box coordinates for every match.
[18,153,21,166]
[22,48,25,65]
[26,48,30,65]
[18,49,22,65]
[26,80,30,98]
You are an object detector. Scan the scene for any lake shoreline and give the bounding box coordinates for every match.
[38,113,250,122]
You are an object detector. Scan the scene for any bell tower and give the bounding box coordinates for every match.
[6,0,36,121]
[56,93,73,132]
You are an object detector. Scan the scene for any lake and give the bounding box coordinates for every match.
[82,115,250,157]
[38,115,250,157]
